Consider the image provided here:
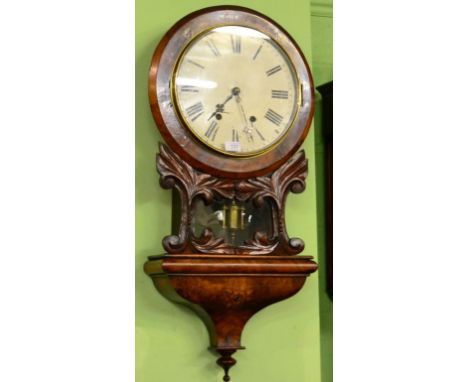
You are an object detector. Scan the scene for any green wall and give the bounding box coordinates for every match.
[136,1,328,381]
[310,0,333,86]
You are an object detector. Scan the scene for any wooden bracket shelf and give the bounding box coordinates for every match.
[145,254,317,381]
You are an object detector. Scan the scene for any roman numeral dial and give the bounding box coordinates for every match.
[264,109,284,126]
[173,26,299,156]
[266,65,282,76]
[206,39,220,57]
[205,121,219,141]
[181,85,199,93]
[272,90,289,99]
[185,102,204,121]
[231,35,241,53]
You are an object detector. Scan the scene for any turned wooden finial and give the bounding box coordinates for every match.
[216,349,237,382]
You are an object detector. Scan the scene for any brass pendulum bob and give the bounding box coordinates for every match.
[229,200,239,244]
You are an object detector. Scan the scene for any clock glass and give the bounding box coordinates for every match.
[172,25,300,157]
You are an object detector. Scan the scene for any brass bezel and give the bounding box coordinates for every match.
[170,24,302,158]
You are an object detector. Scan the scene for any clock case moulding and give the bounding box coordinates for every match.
[143,6,317,382]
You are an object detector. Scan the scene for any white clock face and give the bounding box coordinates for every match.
[172,26,299,157]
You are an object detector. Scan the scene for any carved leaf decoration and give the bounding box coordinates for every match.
[194,173,235,202]
[191,228,231,253]
[270,150,308,201]
[157,143,235,202]
[235,151,307,208]
[155,144,308,256]
[244,231,278,248]
[237,241,279,255]
[192,228,225,246]
[157,143,197,192]
[192,229,279,255]
[236,177,274,207]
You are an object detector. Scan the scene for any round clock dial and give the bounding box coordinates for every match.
[172,26,299,157]
[149,6,315,178]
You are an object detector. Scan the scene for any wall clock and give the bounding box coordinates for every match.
[144,6,317,381]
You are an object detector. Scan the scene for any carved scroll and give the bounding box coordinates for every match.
[156,143,308,255]
[191,229,279,255]
[236,151,308,255]
[157,143,234,253]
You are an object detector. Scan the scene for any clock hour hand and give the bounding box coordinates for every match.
[207,93,234,121]
[207,108,229,121]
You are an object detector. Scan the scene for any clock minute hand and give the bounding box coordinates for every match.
[250,116,264,141]
[235,93,254,142]
[236,96,248,126]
